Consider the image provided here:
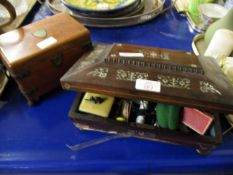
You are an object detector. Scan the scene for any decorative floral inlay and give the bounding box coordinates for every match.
[116,69,148,81]
[77,48,105,71]
[157,74,190,89]
[88,67,108,79]
[200,81,221,95]
[138,50,170,60]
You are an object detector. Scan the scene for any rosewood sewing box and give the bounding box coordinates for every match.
[60,43,233,154]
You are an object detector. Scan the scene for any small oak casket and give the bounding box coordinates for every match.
[0,13,91,104]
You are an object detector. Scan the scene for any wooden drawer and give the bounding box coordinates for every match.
[69,92,222,155]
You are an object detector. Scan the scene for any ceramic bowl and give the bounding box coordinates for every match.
[61,0,142,18]
[199,3,227,29]
[61,0,139,12]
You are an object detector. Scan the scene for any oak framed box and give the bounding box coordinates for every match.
[0,13,92,104]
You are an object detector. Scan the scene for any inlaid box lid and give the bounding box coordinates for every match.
[60,43,233,113]
[0,13,89,68]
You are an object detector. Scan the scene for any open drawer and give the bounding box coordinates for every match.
[69,92,222,155]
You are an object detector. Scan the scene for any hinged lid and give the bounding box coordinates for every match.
[60,43,233,113]
[0,13,90,68]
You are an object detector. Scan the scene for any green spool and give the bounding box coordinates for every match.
[156,103,169,129]
[156,103,181,130]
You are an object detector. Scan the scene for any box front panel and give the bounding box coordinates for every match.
[13,39,91,103]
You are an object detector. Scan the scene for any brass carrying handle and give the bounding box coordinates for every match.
[0,0,17,27]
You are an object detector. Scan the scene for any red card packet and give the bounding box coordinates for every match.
[182,107,214,135]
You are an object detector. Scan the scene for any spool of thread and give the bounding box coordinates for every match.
[116,100,132,122]
[135,100,148,124]
[156,103,181,130]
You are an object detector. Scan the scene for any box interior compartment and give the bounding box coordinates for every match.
[69,92,222,155]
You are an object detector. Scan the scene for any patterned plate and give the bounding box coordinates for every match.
[65,0,142,18]
[61,0,139,12]
[47,0,165,28]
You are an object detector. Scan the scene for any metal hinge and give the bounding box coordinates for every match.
[50,54,64,68]
[11,70,31,80]
[20,87,38,96]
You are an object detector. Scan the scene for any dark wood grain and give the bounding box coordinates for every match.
[61,43,233,113]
